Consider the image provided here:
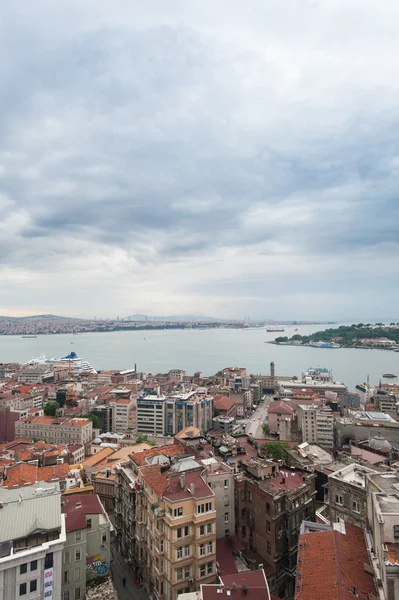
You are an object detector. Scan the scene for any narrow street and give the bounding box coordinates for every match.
[245,394,274,438]
[110,543,150,600]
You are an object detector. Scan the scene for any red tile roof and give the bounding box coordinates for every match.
[141,465,169,497]
[296,522,377,600]
[130,441,184,467]
[141,466,213,501]
[267,400,294,416]
[202,570,270,600]
[62,495,105,532]
[214,395,236,411]
[216,536,245,576]
[3,462,69,488]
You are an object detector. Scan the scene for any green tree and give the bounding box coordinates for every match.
[262,424,270,435]
[261,441,289,460]
[275,336,288,343]
[136,434,156,446]
[76,413,101,429]
[44,401,59,416]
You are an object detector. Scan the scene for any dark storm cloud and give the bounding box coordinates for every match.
[1,0,399,318]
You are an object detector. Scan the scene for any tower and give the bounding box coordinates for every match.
[270,361,275,379]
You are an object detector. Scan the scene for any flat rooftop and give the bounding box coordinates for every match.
[330,463,378,487]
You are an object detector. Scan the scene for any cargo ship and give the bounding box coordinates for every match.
[383,373,397,378]
[266,327,285,332]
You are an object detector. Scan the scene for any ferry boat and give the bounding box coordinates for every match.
[309,341,340,349]
[266,327,285,332]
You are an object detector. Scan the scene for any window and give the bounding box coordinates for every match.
[174,507,183,517]
[177,547,183,560]
[30,560,37,571]
[30,580,37,593]
[20,564,28,575]
[241,526,246,537]
[207,523,212,534]
[267,541,271,554]
[224,513,229,523]
[266,520,271,532]
[184,525,189,536]
[45,553,53,569]
[75,550,81,561]
[241,508,246,518]
[197,502,212,514]
[200,544,205,556]
[64,571,70,584]
[75,568,81,581]
[224,480,229,489]
[102,533,107,544]
[352,500,360,514]
[177,528,183,539]
[207,562,213,575]
[200,564,206,578]
[394,525,399,539]
[176,568,183,581]
[184,545,190,557]
[19,583,27,596]
[248,492,252,503]
[86,518,92,529]
[241,490,245,501]
[335,494,343,506]
[184,566,191,579]
[207,541,213,554]
[63,593,70,600]
[75,530,81,542]
[160,540,164,552]
[200,525,205,536]
[266,502,270,515]
[75,587,81,600]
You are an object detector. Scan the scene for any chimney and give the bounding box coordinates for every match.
[180,474,185,489]
[189,483,195,495]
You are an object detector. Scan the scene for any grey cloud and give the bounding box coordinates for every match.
[0,1,399,318]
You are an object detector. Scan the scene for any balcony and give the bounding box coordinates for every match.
[154,508,165,518]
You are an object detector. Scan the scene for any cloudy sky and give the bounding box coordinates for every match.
[1,0,398,321]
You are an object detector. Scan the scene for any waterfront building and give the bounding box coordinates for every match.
[61,495,112,599]
[0,482,66,600]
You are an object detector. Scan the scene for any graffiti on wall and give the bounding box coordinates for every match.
[86,554,109,576]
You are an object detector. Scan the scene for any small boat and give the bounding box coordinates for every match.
[383,373,397,378]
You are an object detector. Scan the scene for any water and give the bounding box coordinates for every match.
[1,324,398,391]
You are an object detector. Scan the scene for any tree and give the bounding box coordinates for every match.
[44,401,59,416]
[275,336,288,343]
[262,424,270,436]
[136,434,156,446]
[76,413,101,429]
[261,441,289,460]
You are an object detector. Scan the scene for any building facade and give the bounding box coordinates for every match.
[15,416,92,446]
[0,482,66,600]
[328,463,380,528]
[297,404,334,448]
[61,495,112,600]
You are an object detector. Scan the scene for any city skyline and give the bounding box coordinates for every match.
[1,1,398,320]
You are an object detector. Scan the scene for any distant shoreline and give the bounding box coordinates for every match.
[267,341,398,351]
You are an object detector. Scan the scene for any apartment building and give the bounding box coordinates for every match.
[110,397,135,432]
[15,416,92,446]
[61,495,112,600]
[169,370,186,382]
[267,401,295,440]
[18,365,54,385]
[200,458,235,538]
[0,482,66,600]
[328,463,380,528]
[235,460,316,598]
[114,442,217,600]
[366,471,399,599]
[297,404,334,448]
[136,392,214,437]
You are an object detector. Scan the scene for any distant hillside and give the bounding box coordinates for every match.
[0,314,84,321]
[125,314,224,322]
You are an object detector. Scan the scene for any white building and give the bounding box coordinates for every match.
[18,365,54,385]
[0,483,66,600]
[110,397,135,432]
[136,394,166,436]
[297,404,334,448]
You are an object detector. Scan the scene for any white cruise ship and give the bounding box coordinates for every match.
[24,351,96,374]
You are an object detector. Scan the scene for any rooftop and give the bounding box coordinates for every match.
[267,400,294,416]
[130,441,184,467]
[201,570,270,600]
[0,482,62,544]
[296,521,376,600]
[329,463,379,487]
[3,462,69,488]
[62,494,106,532]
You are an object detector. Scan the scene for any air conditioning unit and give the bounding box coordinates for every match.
[188,578,194,584]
